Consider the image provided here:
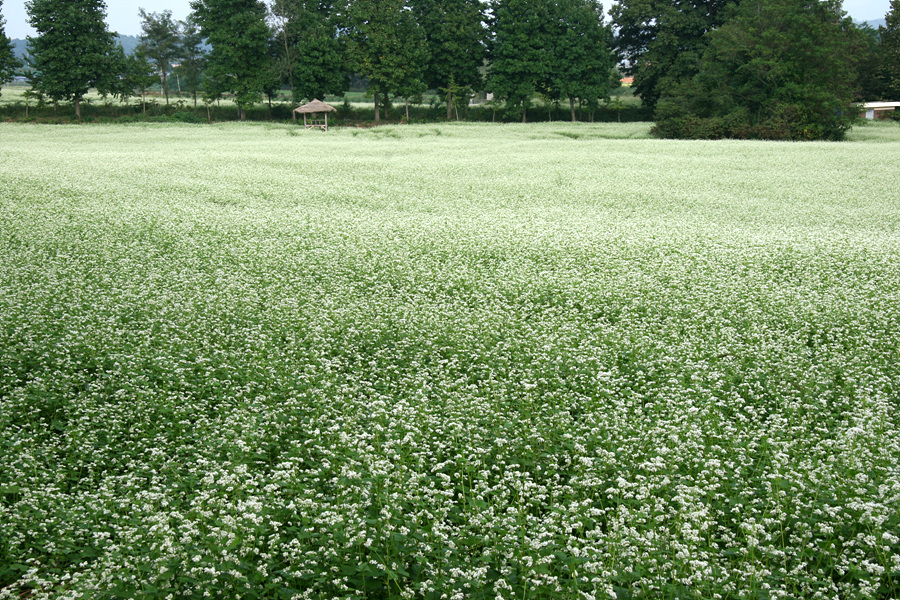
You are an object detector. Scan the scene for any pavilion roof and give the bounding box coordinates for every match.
[293,99,337,114]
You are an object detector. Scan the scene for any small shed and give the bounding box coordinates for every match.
[862,101,900,120]
[294,99,337,131]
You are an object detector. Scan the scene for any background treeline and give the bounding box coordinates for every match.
[0,0,628,124]
[1,0,899,137]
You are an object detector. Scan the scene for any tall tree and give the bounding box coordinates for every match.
[852,22,884,101]
[191,0,270,120]
[546,0,615,121]
[25,0,120,118]
[269,0,346,103]
[345,0,428,123]
[138,9,181,104]
[105,46,157,112]
[487,0,553,122]
[653,0,862,140]
[611,0,735,112]
[410,0,487,120]
[173,17,207,107]
[1,0,23,94]
[879,0,900,100]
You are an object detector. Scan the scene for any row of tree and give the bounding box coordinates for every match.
[0,0,617,123]
[1,0,898,136]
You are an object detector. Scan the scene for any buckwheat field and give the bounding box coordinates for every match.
[1,121,899,600]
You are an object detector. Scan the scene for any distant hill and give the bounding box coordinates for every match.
[10,34,141,61]
[115,34,141,56]
[864,18,887,29]
[11,38,26,61]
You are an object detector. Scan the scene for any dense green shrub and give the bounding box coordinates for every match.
[171,110,206,123]
[653,0,863,140]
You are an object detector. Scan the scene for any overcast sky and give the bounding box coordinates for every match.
[1,0,893,40]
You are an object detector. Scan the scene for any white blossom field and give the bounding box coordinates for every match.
[1,121,899,600]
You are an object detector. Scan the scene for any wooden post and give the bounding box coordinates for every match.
[303,113,307,128]
[325,112,328,131]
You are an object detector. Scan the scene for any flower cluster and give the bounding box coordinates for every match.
[1,121,899,599]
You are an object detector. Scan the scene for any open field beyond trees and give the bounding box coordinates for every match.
[0,84,649,125]
[1,121,899,599]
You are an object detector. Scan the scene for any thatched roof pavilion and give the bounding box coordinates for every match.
[293,99,337,131]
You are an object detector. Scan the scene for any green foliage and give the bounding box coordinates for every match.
[190,0,269,119]
[611,0,735,111]
[24,0,120,118]
[485,0,616,123]
[270,0,347,104]
[138,9,181,105]
[879,0,900,99]
[487,0,553,122]
[545,0,616,120]
[853,22,886,101]
[410,0,487,119]
[173,17,207,108]
[117,48,160,108]
[345,0,429,122]
[0,0,22,93]
[653,0,862,140]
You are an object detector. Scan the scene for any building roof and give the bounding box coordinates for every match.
[863,101,900,109]
[294,99,337,114]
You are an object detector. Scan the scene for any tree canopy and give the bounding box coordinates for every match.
[611,0,735,112]
[345,0,429,123]
[269,0,347,104]
[488,0,554,122]
[653,0,863,140]
[410,0,487,119]
[191,0,269,119]
[879,0,900,100]
[546,0,616,121]
[116,48,157,111]
[12,0,880,131]
[25,0,121,118]
[0,0,22,93]
[138,9,181,105]
[173,16,207,107]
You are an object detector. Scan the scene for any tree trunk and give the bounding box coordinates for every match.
[570,97,577,122]
[446,82,453,120]
[374,89,381,124]
[281,24,294,95]
[522,104,527,123]
[74,96,81,119]
[162,70,169,104]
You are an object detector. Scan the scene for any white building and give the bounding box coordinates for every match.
[862,101,900,120]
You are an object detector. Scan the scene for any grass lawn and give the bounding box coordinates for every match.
[1,120,899,599]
